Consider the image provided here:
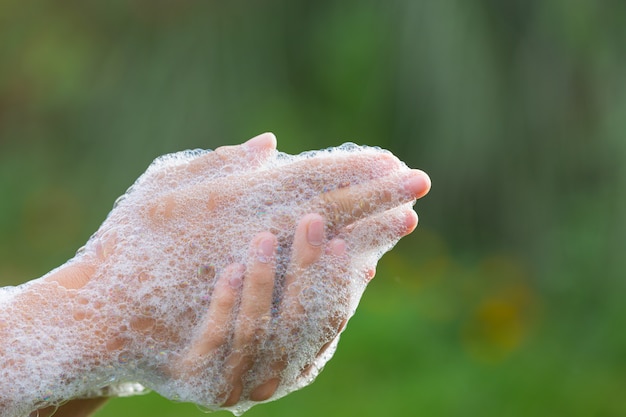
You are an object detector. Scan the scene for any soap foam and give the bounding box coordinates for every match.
[0,143,414,416]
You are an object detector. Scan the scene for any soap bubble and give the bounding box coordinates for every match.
[0,143,417,416]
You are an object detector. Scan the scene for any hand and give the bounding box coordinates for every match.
[171,205,418,411]
[36,133,429,412]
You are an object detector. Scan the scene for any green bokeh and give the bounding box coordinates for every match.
[1,1,625,416]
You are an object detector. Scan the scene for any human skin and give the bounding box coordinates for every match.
[0,133,430,416]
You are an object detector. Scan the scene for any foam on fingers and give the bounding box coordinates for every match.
[243,132,277,155]
[0,140,428,416]
[181,264,245,372]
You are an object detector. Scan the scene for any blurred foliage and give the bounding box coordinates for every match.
[1,0,625,416]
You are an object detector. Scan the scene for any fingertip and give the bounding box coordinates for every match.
[419,170,431,196]
[250,378,280,402]
[291,214,325,267]
[224,263,245,289]
[244,132,277,153]
[253,232,278,264]
[305,214,325,247]
[404,209,418,236]
[403,170,431,199]
[223,383,243,407]
[327,238,347,257]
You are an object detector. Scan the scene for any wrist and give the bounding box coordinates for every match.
[0,261,107,416]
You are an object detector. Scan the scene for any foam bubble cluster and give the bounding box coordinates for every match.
[0,143,415,416]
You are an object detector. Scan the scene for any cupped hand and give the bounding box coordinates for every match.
[47,133,429,411]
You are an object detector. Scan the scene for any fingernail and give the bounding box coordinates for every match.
[229,275,243,289]
[257,236,275,263]
[327,239,346,256]
[229,267,244,289]
[307,218,324,246]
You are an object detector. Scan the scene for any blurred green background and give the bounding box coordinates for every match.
[1,1,625,416]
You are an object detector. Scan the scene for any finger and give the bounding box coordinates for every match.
[250,221,346,401]
[302,208,417,376]
[318,237,350,335]
[291,213,325,267]
[269,213,325,325]
[340,206,418,257]
[288,147,404,180]
[137,133,277,194]
[186,132,277,177]
[281,213,328,320]
[178,263,244,375]
[223,232,277,407]
[227,149,404,207]
[295,236,349,380]
[321,207,417,326]
[269,150,404,196]
[248,213,327,402]
[314,169,429,231]
[250,376,281,402]
[282,214,331,332]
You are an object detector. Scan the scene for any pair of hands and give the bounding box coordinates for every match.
[44,133,430,413]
